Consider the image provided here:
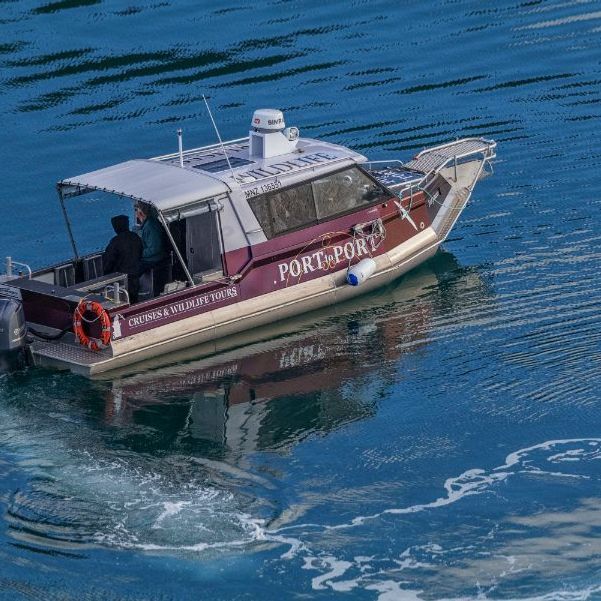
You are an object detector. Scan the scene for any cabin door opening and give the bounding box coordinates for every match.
[185,211,223,282]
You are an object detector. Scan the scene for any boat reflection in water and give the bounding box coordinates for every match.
[103,252,491,456]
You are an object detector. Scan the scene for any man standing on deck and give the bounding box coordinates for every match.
[103,214,143,303]
[135,202,166,274]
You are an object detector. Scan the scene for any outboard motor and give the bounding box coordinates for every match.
[0,297,28,371]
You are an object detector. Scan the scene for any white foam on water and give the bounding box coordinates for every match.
[302,556,354,591]
[273,438,601,539]
[300,555,601,601]
[273,438,601,598]
[120,514,268,553]
[82,460,267,553]
[0,398,271,556]
[266,531,307,560]
[4,384,601,595]
[366,580,423,601]
[434,585,601,601]
[152,501,192,529]
[498,438,601,471]
[279,466,509,534]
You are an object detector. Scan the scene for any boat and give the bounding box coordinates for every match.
[0,108,496,377]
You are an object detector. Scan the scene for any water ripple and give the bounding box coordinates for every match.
[32,0,101,15]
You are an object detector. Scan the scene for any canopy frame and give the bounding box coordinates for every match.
[57,184,199,288]
[55,160,233,291]
[57,184,80,260]
[56,159,230,208]
[157,210,194,287]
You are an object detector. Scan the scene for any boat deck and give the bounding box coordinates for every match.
[32,339,113,375]
[366,138,495,194]
[405,138,496,173]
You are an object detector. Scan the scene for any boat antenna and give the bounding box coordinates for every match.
[202,94,237,184]
[177,128,184,168]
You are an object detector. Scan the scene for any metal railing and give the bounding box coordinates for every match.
[4,256,32,279]
[151,137,249,162]
[363,159,406,170]
[400,138,497,198]
[411,136,494,159]
[104,282,130,305]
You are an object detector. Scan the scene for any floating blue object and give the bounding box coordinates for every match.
[346,258,376,286]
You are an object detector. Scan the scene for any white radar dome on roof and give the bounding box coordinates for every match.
[252,109,285,131]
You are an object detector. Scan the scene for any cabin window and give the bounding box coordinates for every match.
[249,182,317,239]
[312,168,388,220]
[248,167,389,239]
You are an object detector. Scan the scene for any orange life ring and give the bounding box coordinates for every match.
[73,300,111,351]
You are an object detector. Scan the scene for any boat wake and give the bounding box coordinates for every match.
[5,447,268,556]
[262,438,601,599]
[0,386,270,557]
[2,373,601,598]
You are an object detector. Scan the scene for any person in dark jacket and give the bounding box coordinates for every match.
[103,214,143,303]
[135,203,166,273]
[135,203,171,295]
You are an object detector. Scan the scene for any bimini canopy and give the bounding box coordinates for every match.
[58,159,230,215]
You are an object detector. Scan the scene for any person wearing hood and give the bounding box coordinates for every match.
[103,214,143,303]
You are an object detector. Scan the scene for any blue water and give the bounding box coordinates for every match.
[1,1,601,599]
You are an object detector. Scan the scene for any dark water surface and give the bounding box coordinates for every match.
[1,1,601,599]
